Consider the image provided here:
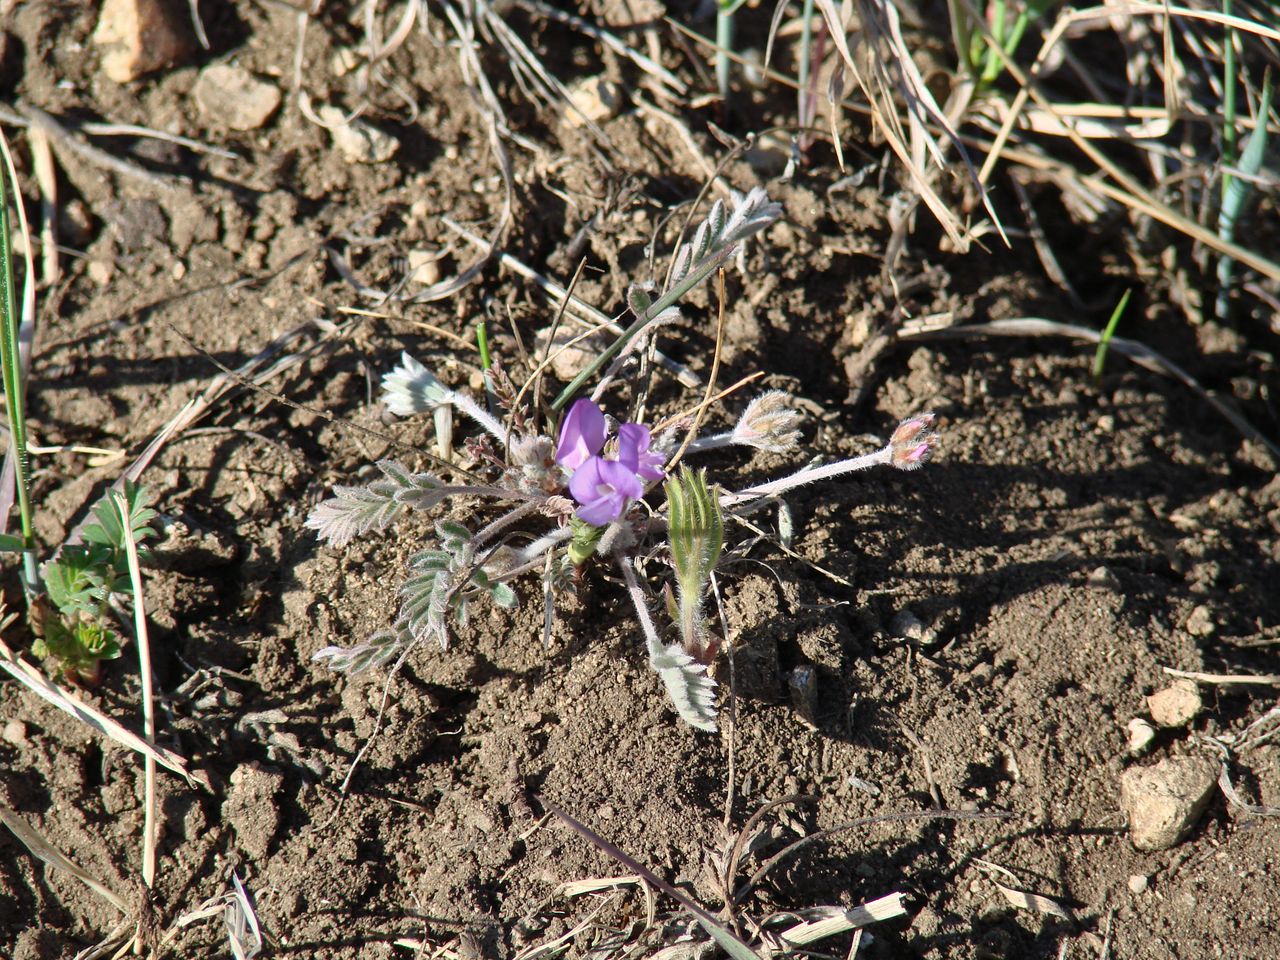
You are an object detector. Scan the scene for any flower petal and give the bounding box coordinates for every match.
[618,422,666,481]
[595,457,644,500]
[568,455,607,505]
[567,456,643,525]
[555,399,606,471]
[576,496,622,526]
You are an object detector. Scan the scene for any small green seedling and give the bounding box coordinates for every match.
[1093,288,1132,381]
[33,483,158,685]
[950,0,1058,88]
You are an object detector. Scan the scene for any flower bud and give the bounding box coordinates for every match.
[889,412,938,470]
[732,391,803,453]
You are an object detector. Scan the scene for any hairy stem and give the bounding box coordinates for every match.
[720,445,892,506]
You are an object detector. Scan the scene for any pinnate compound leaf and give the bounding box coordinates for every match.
[306,460,448,546]
[649,642,718,732]
[305,482,405,547]
[312,626,410,675]
[83,482,157,551]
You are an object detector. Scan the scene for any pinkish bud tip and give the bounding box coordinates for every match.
[890,412,937,470]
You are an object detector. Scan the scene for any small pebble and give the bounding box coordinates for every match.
[3,719,29,746]
[565,75,622,128]
[88,259,115,285]
[1126,717,1156,756]
[1185,604,1215,637]
[788,665,819,728]
[193,64,282,131]
[1128,874,1149,894]
[1147,679,1203,728]
[93,0,190,83]
[1088,565,1119,588]
[1120,756,1216,851]
[318,105,399,163]
[406,250,442,286]
[890,609,931,643]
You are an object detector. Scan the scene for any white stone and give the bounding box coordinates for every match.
[194,64,282,131]
[318,105,399,163]
[406,250,441,287]
[93,0,190,83]
[1120,756,1216,851]
[1147,679,1203,728]
[1126,717,1156,756]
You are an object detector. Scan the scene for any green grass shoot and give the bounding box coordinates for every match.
[1093,288,1132,381]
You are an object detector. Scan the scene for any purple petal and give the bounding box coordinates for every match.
[618,422,666,481]
[555,399,606,471]
[568,455,608,505]
[568,456,643,525]
[576,495,624,526]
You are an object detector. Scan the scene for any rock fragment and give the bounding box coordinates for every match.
[1126,717,1156,756]
[1185,604,1215,637]
[1087,565,1119,588]
[193,64,282,131]
[1147,679,1203,728]
[1119,756,1216,851]
[565,76,623,128]
[318,105,399,163]
[93,0,190,83]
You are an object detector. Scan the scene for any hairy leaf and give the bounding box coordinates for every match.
[649,642,718,732]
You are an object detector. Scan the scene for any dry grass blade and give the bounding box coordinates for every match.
[115,490,157,888]
[1217,764,1280,817]
[733,808,1012,905]
[0,805,130,912]
[407,0,515,305]
[0,633,210,789]
[513,891,622,960]
[963,0,1280,282]
[516,0,688,95]
[813,0,980,249]
[15,103,183,190]
[1163,666,1280,685]
[777,894,908,944]
[539,795,762,960]
[990,881,1076,921]
[443,216,703,389]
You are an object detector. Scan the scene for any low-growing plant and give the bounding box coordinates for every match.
[31,484,158,685]
[307,188,938,731]
[0,131,158,685]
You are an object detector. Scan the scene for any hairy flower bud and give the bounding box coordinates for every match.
[889,412,938,470]
[731,391,803,453]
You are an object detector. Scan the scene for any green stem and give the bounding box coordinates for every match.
[798,0,815,124]
[1222,0,1237,201]
[0,149,37,592]
[551,249,731,411]
[716,3,734,103]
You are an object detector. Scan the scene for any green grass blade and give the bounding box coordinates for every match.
[0,126,37,591]
[1093,288,1132,380]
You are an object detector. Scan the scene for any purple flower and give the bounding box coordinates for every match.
[554,399,666,525]
[568,456,645,526]
[618,423,666,481]
[554,398,606,472]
